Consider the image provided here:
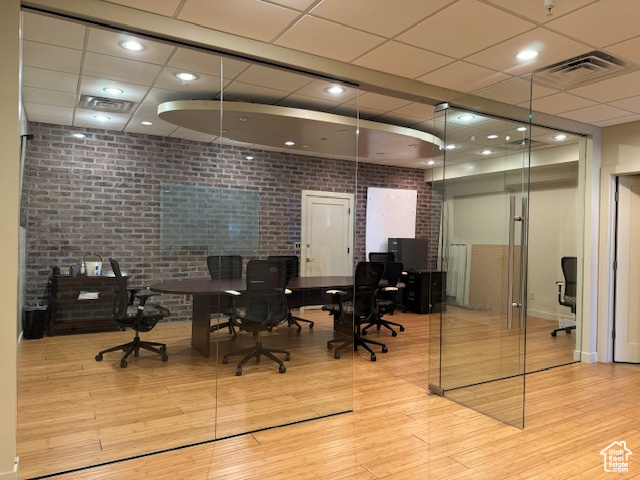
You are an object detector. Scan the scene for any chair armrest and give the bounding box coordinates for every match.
[133,289,160,306]
[326,289,348,296]
[225,290,242,296]
[381,286,398,292]
[285,288,292,295]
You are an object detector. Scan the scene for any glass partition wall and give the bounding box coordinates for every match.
[428,80,585,427]
[19,11,358,477]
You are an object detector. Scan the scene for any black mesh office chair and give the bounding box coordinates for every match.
[369,252,395,262]
[222,259,291,375]
[323,261,387,362]
[95,258,169,368]
[362,261,406,337]
[552,256,577,337]
[267,255,314,332]
[207,255,242,339]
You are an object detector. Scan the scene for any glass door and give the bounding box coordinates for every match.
[429,104,530,428]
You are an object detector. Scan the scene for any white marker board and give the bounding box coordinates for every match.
[365,187,417,256]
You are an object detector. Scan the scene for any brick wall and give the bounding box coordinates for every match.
[23,122,442,321]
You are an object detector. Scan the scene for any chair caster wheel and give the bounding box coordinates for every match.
[309,322,315,329]
[400,326,405,332]
[334,351,341,359]
[120,360,127,368]
[551,331,557,337]
[279,364,286,374]
[565,328,572,334]
[285,353,291,361]
[95,354,103,361]
[382,346,388,353]
[222,356,229,364]
[236,367,243,376]
[327,343,333,349]
[162,354,168,362]
[160,346,167,352]
[392,331,397,337]
[296,327,302,334]
[370,354,376,362]
[362,330,367,336]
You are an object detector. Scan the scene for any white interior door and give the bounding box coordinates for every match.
[615,175,640,362]
[301,190,353,277]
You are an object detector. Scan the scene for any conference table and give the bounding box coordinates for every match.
[149,276,354,357]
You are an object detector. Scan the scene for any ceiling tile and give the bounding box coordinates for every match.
[605,37,640,66]
[484,0,597,24]
[397,0,535,59]
[276,93,342,112]
[168,48,226,78]
[125,116,179,136]
[27,114,73,126]
[546,0,640,48]
[465,28,593,76]
[142,87,214,106]
[475,77,557,104]
[22,87,76,108]
[24,103,74,120]
[293,79,360,104]
[275,16,385,63]
[79,76,150,103]
[221,81,289,104]
[177,0,300,42]
[23,41,82,74]
[609,96,640,114]
[568,70,640,103]
[268,0,317,10]
[560,104,633,123]
[310,0,453,38]
[357,92,412,112]
[82,52,162,86]
[22,12,86,49]
[104,0,182,17]
[233,64,314,93]
[418,61,510,93]
[391,102,436,121]
[352,41,454,79]
[529,93,597,115]
[86,28,175,65]
[22,67,79,93]
[594,114,640,128]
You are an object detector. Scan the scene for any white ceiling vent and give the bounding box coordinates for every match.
[78,95,138,114]
[533,51,637,90]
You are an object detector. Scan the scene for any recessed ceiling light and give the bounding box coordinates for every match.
[141,121,153,126]
[94,115,110,122]
[71,133,86,139]
[176,72,197,81]
[515,49,539,60]
[246,156,254,160]
[446,144,457,150]
[302,144,311,148]
[376,152,385,156]
[408,144,419,148]
[458,114,475,121]
[427,160,435,165]
[517,126,528,132]
[325,85,345,94]
[121,40,144,51]
[337,129,348,134]
[103,87,124,95]
[487,134,499,139]
[554,134,568,141]
[481,149,492,155]
[285,141,295,146]
[238,117,248,122]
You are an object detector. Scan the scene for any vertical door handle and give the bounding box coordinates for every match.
[507,195,524,329]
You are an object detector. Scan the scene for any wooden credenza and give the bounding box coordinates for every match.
[47,275,125,335]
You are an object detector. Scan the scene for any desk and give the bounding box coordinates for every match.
[149,276,353,357]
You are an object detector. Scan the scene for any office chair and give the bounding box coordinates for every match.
[207,255,243,339]
[369,252,395,263]
[267,255,314,332]
[222,259,291,375]
[95,258,169,368]
[362,261,406,337]
[551,256,577,337]
[323,261,388,362]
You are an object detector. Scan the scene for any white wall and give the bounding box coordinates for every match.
[0,1,20,478]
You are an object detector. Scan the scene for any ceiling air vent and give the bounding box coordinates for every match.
[533,51,637,90]
[499,139,546,150]
[78,95,138,114]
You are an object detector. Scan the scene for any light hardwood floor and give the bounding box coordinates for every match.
[18,308,640,479]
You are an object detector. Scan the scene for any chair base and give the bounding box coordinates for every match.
[286,312,314,332]
[96,336,168,368]
[211,320,237,340]
[551,325,576,337]
[327,330,388,362]
[223,340,290,375]
[361,318,405,337]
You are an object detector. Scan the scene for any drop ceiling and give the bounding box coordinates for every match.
[22,0,640,167]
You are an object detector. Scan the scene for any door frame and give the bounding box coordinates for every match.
[300,190,354,277]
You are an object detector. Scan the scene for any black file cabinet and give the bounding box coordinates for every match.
[402,270,446,314]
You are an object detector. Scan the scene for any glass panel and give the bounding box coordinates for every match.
[212,56,358,438]
[428,77,532,427]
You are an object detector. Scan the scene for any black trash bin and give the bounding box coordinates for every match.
[23,303,48,339]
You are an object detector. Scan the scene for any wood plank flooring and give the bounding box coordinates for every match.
[17,308,639,479]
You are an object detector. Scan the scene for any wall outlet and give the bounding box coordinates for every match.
[294,242,301,249]
[529,292,535,300]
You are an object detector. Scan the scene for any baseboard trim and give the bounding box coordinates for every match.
[581,351,598,363]
[0,457,19,480]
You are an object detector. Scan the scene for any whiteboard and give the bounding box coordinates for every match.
[365,187,417,256]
